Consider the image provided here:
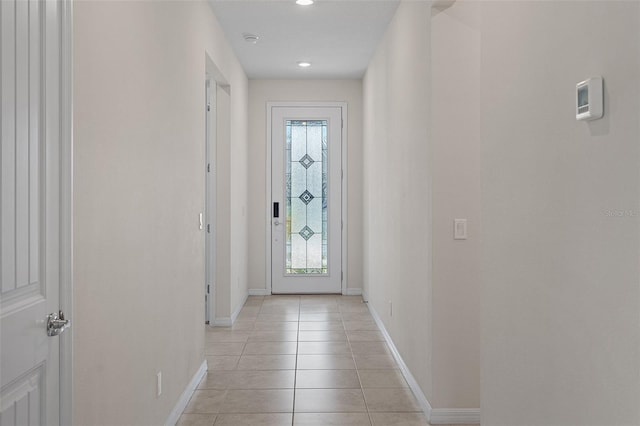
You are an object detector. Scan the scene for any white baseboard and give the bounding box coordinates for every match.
[213,317,232,326]
[165,359,207,426]
[430,408,480,424]
[231,292,248,323]
[213,292,249,327]
[367,303,433,419]
[248,288,270,296]
[366,303,480,425]
[344,288,362,296]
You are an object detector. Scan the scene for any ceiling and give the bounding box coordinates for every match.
[208,0,400,79]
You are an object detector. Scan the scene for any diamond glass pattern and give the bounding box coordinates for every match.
[285,120,328,274]
[299,226,315,241]
[299,190,314,205]
[300,154,315,169]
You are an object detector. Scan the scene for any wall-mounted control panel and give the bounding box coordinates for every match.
[576,77,603,121]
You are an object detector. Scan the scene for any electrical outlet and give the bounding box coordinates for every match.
[156,371,162,397]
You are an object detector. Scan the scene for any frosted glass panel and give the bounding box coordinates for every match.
[306,125,323,160]
[306,234,322,269]
[291,124,307,161]
[285,120,328,274]
[307,198,322,236]
[291,234,307,269]
[307,162,322,197]
[291,162,306,200]
[291,198,306,235]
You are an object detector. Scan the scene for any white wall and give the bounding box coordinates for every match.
[480,1,640,425]
[363,0,434,403]
[363,0,482,416]
[73,1,248,424]
[431,1,481,410]
[247,80,363,294]
[229,83,250,318]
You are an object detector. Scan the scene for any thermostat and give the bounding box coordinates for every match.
[576,77,603,121]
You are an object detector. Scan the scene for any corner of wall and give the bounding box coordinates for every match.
[249,288,270,296]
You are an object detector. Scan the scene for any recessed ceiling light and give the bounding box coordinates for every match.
[296,0,314,5]
[242,33,259,44]
[297,61,312,68]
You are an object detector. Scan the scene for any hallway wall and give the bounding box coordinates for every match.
[73,1,248,424]
[247,80,363,294]
[362,0,434,405]
[480,1,640,424]
[431,1,481,410]
[363,1,483,416]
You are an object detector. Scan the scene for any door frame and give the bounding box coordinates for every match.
[204,53,229,324]
[60,0,73,424]
[204,76,216,324]
[265,102,348,295]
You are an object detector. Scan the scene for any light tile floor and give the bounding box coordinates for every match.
[177,295,471,426]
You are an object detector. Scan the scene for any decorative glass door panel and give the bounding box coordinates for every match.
[271,106,342,294]
[285,120,327,274]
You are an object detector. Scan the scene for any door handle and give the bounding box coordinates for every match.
[46,311,70,337]
[274,219,280,226]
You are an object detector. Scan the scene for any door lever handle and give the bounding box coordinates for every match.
[46,311,70,337]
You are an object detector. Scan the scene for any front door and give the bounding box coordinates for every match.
[271,106,342,294]
[1,1,67,424]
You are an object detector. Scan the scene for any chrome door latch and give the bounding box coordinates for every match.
[46,311,70,336]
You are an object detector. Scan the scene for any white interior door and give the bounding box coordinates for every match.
[1,1,67,424]
[271,106,342,294]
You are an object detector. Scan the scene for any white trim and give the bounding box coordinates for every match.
[213,317,232,327]
[214,291,248,326]
[204,77,211,324]
[204,55,229,327]
[204,54,227,327]
[367,303,480,425]
[204,74,217,325]
[340,106,349,295]
[248,288,270,296]
[266,105,273,294]
[430,408,481,425]
[164,360,207,426]
[265,101,348,295]
[231,292,248,323]
[367,303,433,420]
[59,1,74,425]
[344,288,362,296]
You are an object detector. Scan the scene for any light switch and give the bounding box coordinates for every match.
[454,219,467,240]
